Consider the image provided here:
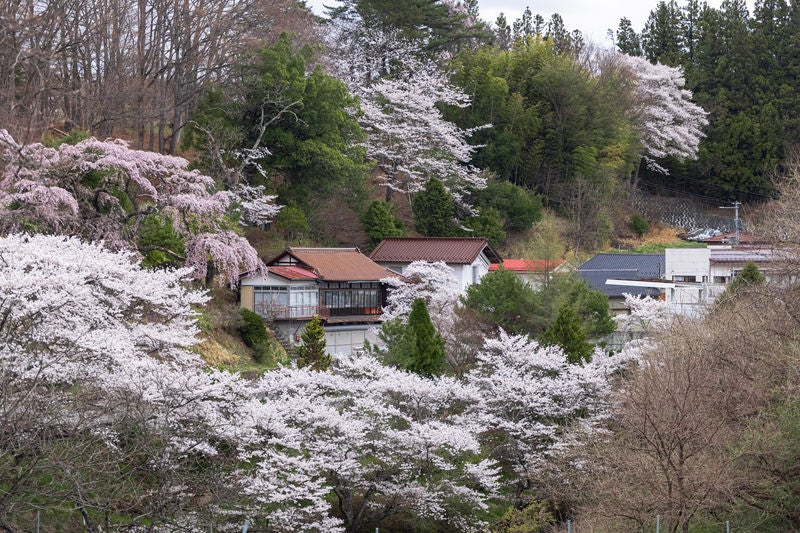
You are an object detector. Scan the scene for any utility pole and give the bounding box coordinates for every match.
[720,201,741,245]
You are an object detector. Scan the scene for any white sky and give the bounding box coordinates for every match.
[476,0,755,46]
[307,1,755,48]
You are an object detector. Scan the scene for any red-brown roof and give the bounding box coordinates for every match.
[369,237,502,264]
[267,265,318,280]
[490,258,565,272]
[269,247,398,282]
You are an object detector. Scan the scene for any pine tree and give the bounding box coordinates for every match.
[412,177,457,237]
[361,200,405,250]
[540,305,592,365]
[296,315,331,371]
[406,298,445,377]
[616,17,642,56]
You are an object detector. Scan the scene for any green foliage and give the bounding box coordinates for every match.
[361,200,405,249]
[461,267,547,336]
[412,178,458,237]
[545,276,616,338]
[462,207,507,248]
[491,501,555,533]
[540,305,593,364]
[406,298,445,377]
[628,213,650,238]
[474,179,543,231]
[327,0,492,61]
[187,33,370,207]
[718,261,767,306]
[461,269,614,344]
[274,204,309,244]
[42,129,90,147]
[449,39,637,247]
[296,315,331,371]
[616,17,642,56]
[239,309,274,364]
[137,214,186,268]
[374,317,417,368]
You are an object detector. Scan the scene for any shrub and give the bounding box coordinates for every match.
[239,309,273,363]
[629,213,650,237]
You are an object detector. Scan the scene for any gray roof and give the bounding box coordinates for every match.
[577,253,665,298]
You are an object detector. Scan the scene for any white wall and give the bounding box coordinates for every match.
[240,273,292,286]
[665,248,710,282]
[324,325,378,355]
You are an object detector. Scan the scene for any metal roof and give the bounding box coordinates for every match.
[709,247,774,264]
[267,265,318,281]
[577,253,666,298]
[369,237,502,264]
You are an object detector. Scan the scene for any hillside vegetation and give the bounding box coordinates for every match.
[3,0,800,531]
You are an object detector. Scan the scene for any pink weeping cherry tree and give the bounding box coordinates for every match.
[0,131,279,286]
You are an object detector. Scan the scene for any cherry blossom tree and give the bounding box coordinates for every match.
[618,53,708,190]
[357,63,488,208]
[253,354,500,532]
[381,261,461,328]
[0,234,335,531]
[467,330,639,503]
[379,260,471,369]
[0,131,274,285]
[615,293,675,334]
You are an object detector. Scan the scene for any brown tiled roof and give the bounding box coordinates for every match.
[369,237,502,264]
[272,247,398,282]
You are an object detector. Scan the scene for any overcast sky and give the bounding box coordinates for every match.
[476,0,754,46]
[308,1,755,48]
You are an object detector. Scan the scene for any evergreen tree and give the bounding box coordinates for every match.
[361,200,405,250]
[460,267,548,336]
[495,13,512,50]
[296,315,331,371]
[274,204,309,244]
[641,1,684,66]
[474,179,543,231]
[540,305,592,364]
[616,17,642,55]
[186,33,369,207]
[545,13,572,54]
[239,308,280,364]
[406,298,445,377]
[727,260,767,295]
[412,178,457,237]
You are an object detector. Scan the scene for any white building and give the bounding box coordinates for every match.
[369,237,502,292]
[607,246,777,317]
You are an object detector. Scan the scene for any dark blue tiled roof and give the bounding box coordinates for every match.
[577,253,665,298]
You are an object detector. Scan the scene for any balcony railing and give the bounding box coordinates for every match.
[254,304,383,321]
[328,306,382,317]
[254,304,330,321]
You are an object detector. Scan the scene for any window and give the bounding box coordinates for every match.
[320,282,383,316]
[289,284,319,318]
[254,286,288,317]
